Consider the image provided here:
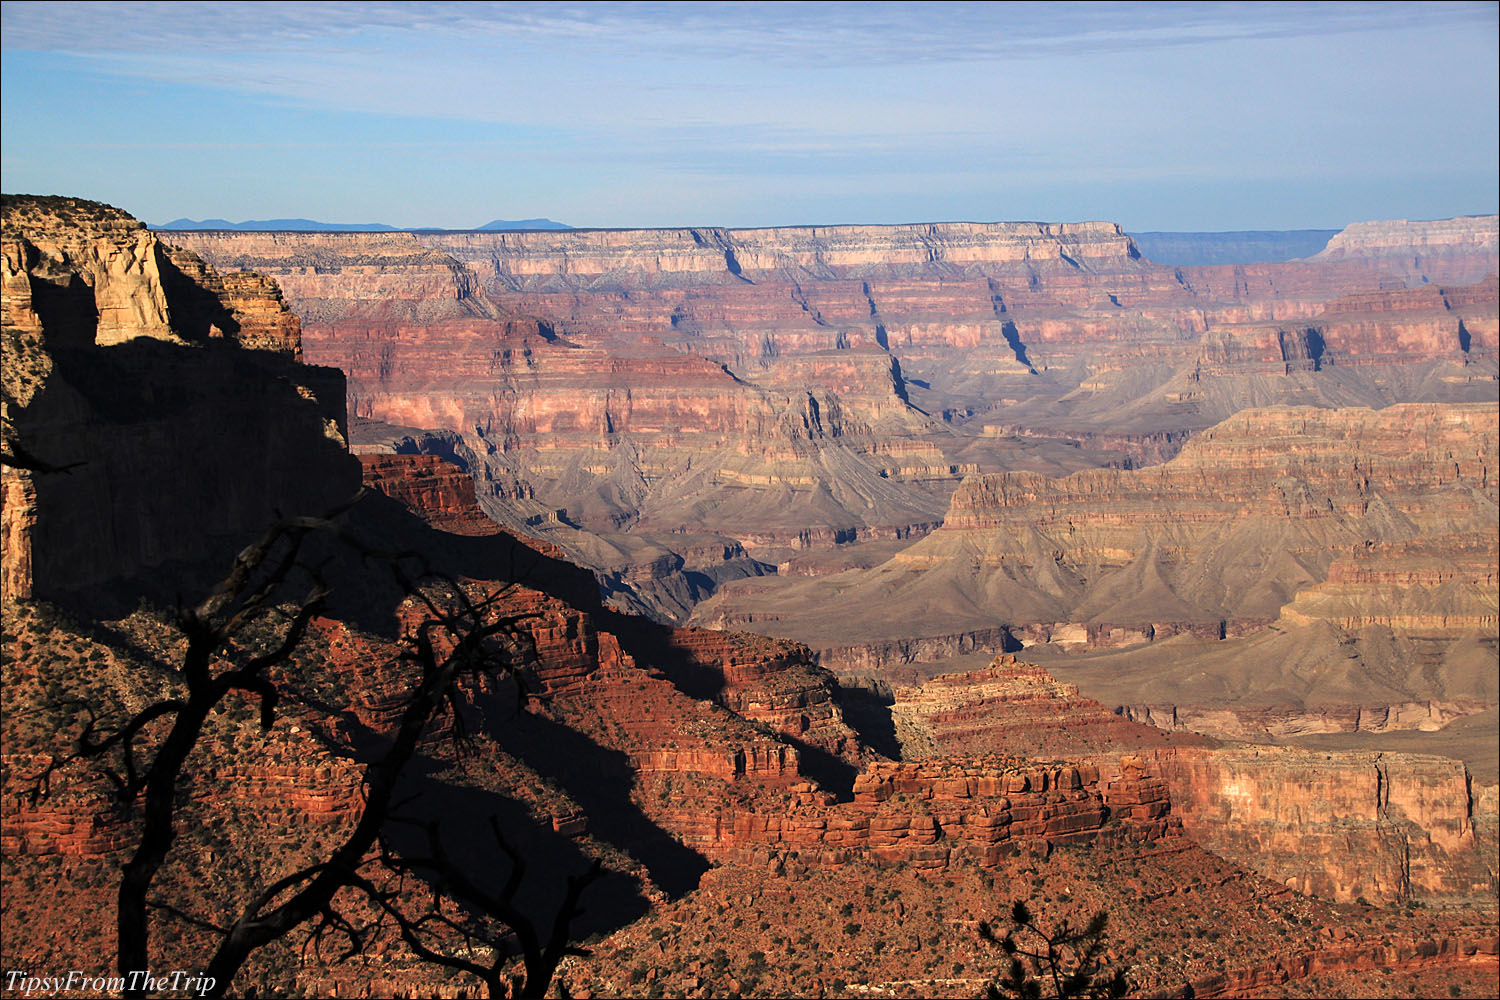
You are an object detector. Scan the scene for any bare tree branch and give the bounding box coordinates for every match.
[36,488,597,1000]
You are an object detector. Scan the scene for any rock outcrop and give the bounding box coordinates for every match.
[357,452,497,535]
[1,195,359,606]
[884,656,1210,758]
[1315,216,1500,276]
[880,657,1497,906]
[1154,746,1495,905]
[665,753,1182,871]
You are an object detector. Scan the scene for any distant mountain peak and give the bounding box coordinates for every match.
[474,218,572,231]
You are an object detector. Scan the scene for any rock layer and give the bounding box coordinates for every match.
[883,657,1498,906]
[1154,746,1494,904]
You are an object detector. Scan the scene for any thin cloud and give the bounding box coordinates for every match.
[4,2,1493,64]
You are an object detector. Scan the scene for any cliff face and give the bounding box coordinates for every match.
[878,658,1497,906]
[166,214,1498,376]
[1192,276,1497,375]
[657,753,1182,871]
[1155,746,1494,904]
[885,655,1211,759]
[1315,216,1500,272]
[1,196,359,606]
[176,220,1143,292]
[1278,537,1498,635]
[356,452,499,535]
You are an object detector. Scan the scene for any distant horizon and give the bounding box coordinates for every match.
[143,212,1499,235]
[6,191,1495,236]
[4,2,1496,231]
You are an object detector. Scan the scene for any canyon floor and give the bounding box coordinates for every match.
[2,196,1496,998]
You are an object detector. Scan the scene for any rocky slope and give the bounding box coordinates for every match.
[696,402,1497,647]
[863,656,1497,907]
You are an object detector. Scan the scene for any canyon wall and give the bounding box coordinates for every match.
[1154,746,1495,905]
[1,196,360,606]
[7,199,1496,997]
[165,216,1498,382]
[164,216,1498,624]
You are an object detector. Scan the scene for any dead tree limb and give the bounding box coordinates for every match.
[36,490,595,999]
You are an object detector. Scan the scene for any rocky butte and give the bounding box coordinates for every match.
[2,197,1496,999]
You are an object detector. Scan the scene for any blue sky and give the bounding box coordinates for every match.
[2,1,1496,230]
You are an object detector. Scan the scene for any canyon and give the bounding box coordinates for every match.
[166,214,1498,756]
[164,216,1498,631]
[2,196,1496,998]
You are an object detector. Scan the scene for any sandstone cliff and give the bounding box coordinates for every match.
[1155,746,1494,904]
[881,657,1497,906]
[1,196,359,607]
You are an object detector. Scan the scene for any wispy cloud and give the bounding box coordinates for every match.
[4,2,1493,63]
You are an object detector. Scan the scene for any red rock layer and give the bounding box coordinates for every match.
[667,754,1181,870]
[859,655,1496,905]
[1,727,366,858]
[1196,275,1498,375]
[358,453,496,534]
[0,753,135,855]
[603,620,859,757]
[890,656,1210,757]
